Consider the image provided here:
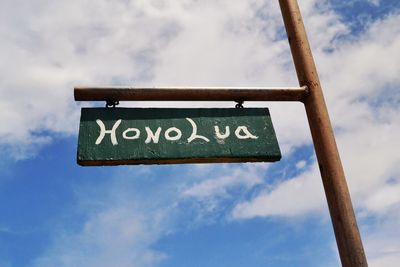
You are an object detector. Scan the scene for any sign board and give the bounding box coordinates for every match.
[77,108,281,165]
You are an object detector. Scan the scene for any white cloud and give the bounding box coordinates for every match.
[365,184,400,213]
[364,206,400,267]
[0,0,183,157]
[38,208,166,267]
[32,175,172,267]
[182,164,264,199]
[231,163,326,218]
[318,14,400,102]
[368,0,381,6]
[296,160,307,170]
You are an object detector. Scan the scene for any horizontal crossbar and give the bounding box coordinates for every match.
[74,86,308,102]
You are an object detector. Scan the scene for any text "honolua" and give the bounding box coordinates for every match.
[95,118,258,145]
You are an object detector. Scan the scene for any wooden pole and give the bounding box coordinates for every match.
[74,86,308,102]
[278,0,368,266]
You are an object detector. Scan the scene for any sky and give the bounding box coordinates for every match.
[0,0,399,266]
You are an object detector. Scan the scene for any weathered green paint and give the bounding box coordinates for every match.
[77,108,281,166]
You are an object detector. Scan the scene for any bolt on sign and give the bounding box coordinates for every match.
[77,108,281,165]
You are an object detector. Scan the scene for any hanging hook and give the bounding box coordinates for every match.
[106,100,119,108]
[235,100,244,108]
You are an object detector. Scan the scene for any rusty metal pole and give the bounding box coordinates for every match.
[278,0,368,266]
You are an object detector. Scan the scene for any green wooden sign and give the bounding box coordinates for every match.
[77,108,281,166]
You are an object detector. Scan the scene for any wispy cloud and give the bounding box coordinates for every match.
[231,163,326,218]
[31,172,173,267]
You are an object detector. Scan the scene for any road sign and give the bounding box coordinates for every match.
[77,108,281,165]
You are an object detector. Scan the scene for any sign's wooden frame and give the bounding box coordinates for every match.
[74,1,368,266]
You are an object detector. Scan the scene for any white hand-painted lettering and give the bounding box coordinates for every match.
[94,118,260,145]
[214,126,230,139]
[145,127,162,144]
[186,118,210,143]
[95,119,121,145]
[123,128,140,140]
[165,127,182,141]
[235,126,258,139]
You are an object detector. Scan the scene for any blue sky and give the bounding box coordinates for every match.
[1,0,400,266]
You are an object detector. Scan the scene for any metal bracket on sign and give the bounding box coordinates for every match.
[235,100,244,108]
[106,100,119,108]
